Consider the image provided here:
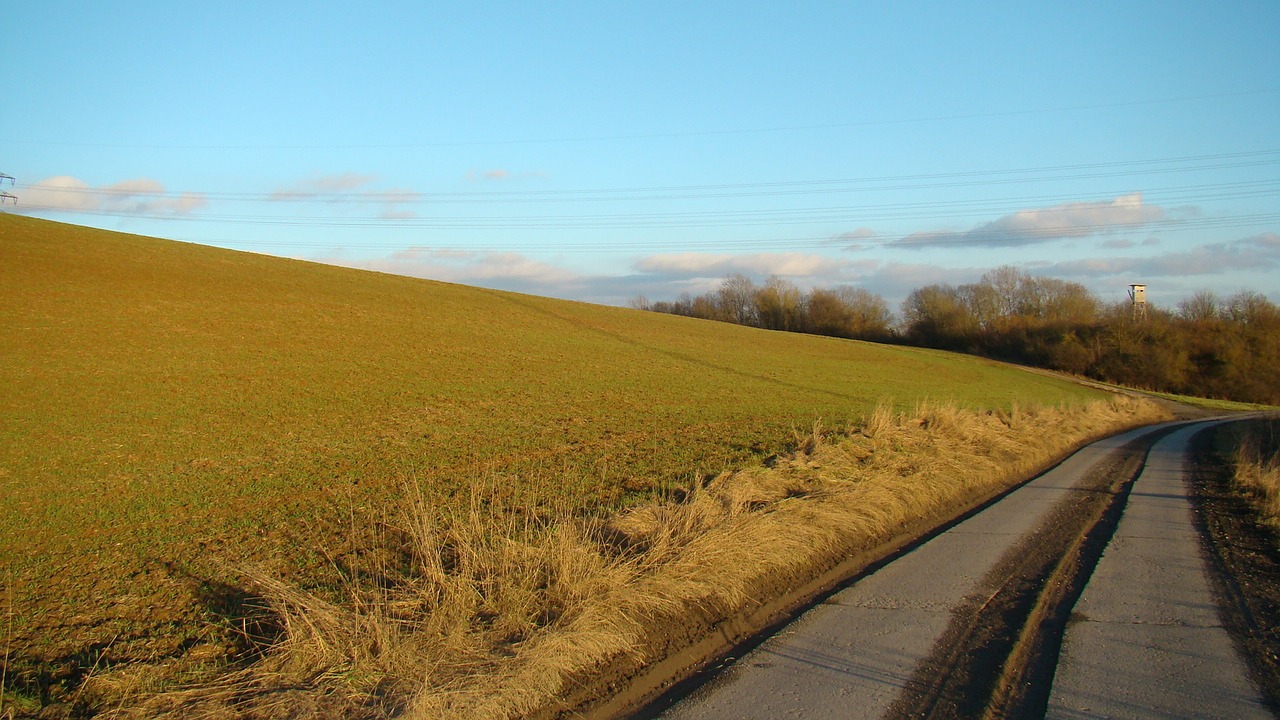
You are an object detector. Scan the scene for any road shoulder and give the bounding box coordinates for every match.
[1187,419,1280,713]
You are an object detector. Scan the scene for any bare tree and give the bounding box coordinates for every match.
[1037,277,1099,324]
[805,289,853,337]
[1178,290,1221,322]
[834,286,893,339]
[902,284,977,345]
[716,273,758,326]
[981,265,1024,319]
[1225,290,1278,326]
[754,276,804,331]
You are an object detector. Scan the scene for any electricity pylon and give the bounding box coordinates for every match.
[0,173,16,205]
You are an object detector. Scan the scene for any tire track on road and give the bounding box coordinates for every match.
[1045,421,1272,719]
[650,423,1179,720]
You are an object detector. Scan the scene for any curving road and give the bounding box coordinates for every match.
[1046,421,1268,719]
[646,419,1271,719]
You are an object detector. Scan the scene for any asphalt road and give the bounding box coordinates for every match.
[1046,422,1270,719]
[652,420,1270,719]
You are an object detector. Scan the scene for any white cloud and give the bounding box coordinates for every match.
[1251,231,1280,249]
[832,227,878,250]
[373,187,422,219]
[634,252,732,275]
[379,208,419,220]
[1101,239,1136,249]
[17,176,96,211]
[332,248,579,289]
[270,173,378,200]
[107,178,165,195]
[634,251,867,280]
[308,228,1279,312]
[893,193,1172,248]
[465,168,549,182]
[16,175,207,216]
[1044,233,1280,279]
[428,251,577,283]
[1103,236,1162,250]
[319,248,880,308]
[835,228,875,241]
[310,244,683,308]
[271,174,421,219]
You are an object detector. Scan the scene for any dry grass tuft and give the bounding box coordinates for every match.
[1234,417,1280,534]
[858,400,898,441]
[109,395,1169,719]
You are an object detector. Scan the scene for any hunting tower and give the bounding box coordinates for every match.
[1128,284,1147,322]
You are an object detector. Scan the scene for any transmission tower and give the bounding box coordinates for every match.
[0,173,15,206]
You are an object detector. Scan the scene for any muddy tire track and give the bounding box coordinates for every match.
[882,427,1179,720]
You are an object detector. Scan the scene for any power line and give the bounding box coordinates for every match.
[11,149,1277,256]
[17,177,1279,231]
[119,211,1280,256]
[14,149,1280,206]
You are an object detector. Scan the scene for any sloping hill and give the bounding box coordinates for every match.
[0,214,1106,709]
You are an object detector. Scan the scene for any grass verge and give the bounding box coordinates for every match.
[1145,391,1278,413]
[1189,418,1280,711]
[87,395,1169,719]
[1234,417,1280,536]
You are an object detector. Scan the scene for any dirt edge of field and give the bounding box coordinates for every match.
[1188,417,1280,711]
[81,397,1173,720]
[573,403,1174,720]
[440,398,1170,720]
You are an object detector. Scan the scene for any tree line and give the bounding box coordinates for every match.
[631,274,895,341]
[632,268,1280,406]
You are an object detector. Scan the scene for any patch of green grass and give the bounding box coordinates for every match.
[1073,376,1277,413]
[1143,390,1279,413]
[0,213,1106,678]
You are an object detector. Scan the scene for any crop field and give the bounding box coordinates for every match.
[0,213,1112,713]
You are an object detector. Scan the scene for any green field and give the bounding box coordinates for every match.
[0,213,1107,689]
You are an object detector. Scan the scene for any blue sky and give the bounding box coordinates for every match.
[4,1,1278,310]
